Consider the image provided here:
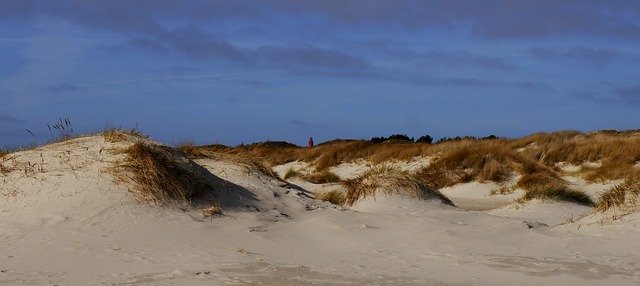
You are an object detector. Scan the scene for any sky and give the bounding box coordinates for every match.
[1,1,639,148]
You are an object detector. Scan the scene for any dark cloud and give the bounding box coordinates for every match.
[0,0,37,20]
[529,46,619,68]
[255,45,371,71]
[6,1,639,42]
[289,119,308,129]
[615,85,640,105]
[237,80,273,88]
[167,66,203,75]
[0,115,24,124]
[412,77,550,91]
[47,84,83,93]
[419,50,515,70]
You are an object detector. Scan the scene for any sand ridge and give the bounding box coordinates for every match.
[1,135,640,285]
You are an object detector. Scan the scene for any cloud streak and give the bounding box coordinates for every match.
[529,46,619,68]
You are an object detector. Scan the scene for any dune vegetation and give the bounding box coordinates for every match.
[110,141,212,205]
[342,167,454,206]
[183,129,640,207]
[597,175,640,213]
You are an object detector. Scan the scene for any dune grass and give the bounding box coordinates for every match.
[520,186,594,206]
[283,168,302,180]
[102,127,147,143]
[597,176,640,212]
[156,129,640,205]
[304,170,342,184]
[177,141,209,158]
[315,190,347,205]
[416,140,522,188]
[112,142,211,205]
[342,167,453,206]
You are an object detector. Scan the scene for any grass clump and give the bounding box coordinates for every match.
[103,127,147,142]
[178,141,209,158]
[416,141,519,188]
[304,170,341,184]
[342,167,453,206]
[283,168,303,180]
[201,205,222,219]
[315,190,347,205]
[520,187,594,206]
[597,176,640,213]
[113,142,211,205]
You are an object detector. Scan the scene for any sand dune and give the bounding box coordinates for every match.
[2,134,640,285]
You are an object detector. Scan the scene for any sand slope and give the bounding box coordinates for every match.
[2,136,640,285]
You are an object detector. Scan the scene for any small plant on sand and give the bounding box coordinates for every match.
[342,167,453,206]
[519,186,594,206]
[315,190,346,205]
[102,127,146,142]
[48,117,74,140]
[304,170,341,184]
[283,168,302,180]
[490,185,515,196]
[201,205,222,220]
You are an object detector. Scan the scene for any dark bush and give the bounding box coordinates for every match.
[416,135,433,144]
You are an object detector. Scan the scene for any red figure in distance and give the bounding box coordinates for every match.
[308,137,314,148]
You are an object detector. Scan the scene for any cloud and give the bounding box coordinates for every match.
[47,83,83,93]
[419,50,515,70]
[412,77,550,91]
[237,79,273,88]
[4,1,640,42]
[289,119,308,128]
[0,0,37,20]
[615,85,640,105]
[0,115,24,124]
[254,45,372,71]
[529,46,619,68]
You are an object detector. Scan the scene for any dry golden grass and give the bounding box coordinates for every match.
[511,130,640,182]
[111,142,211,205]
[102,128,146,143]
[597,175,640,213]
[304,170,342,184]
[180,129,640,194]
[416,140,523,188]
[342,167,453,206]
[177,141,210,158]
[283,168,302,180]
[490,185,515,195]
[520,186,594,206]
[315,190,347,205]
[201,205,222,219]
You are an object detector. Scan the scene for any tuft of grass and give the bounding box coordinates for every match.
[48,117,74,141]
[490,185,515,195]
[597,177,640,213]
[315,190,346,205]
[342,167,453,206]
[103,127,146,142]
[178,141,209,158]
[201,205,222,219]
[304,170,341,184]
[283,168,302,180]
[112,142,211,205]
[519,186,594,206]
[416,141,521,188]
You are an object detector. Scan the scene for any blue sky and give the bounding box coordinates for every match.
[1,1,639,148]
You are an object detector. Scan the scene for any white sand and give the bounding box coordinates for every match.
[2,136,640,285]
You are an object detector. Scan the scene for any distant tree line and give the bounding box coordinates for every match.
[370,133,499,144]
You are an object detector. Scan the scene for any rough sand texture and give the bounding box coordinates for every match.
[2,136,640,285]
